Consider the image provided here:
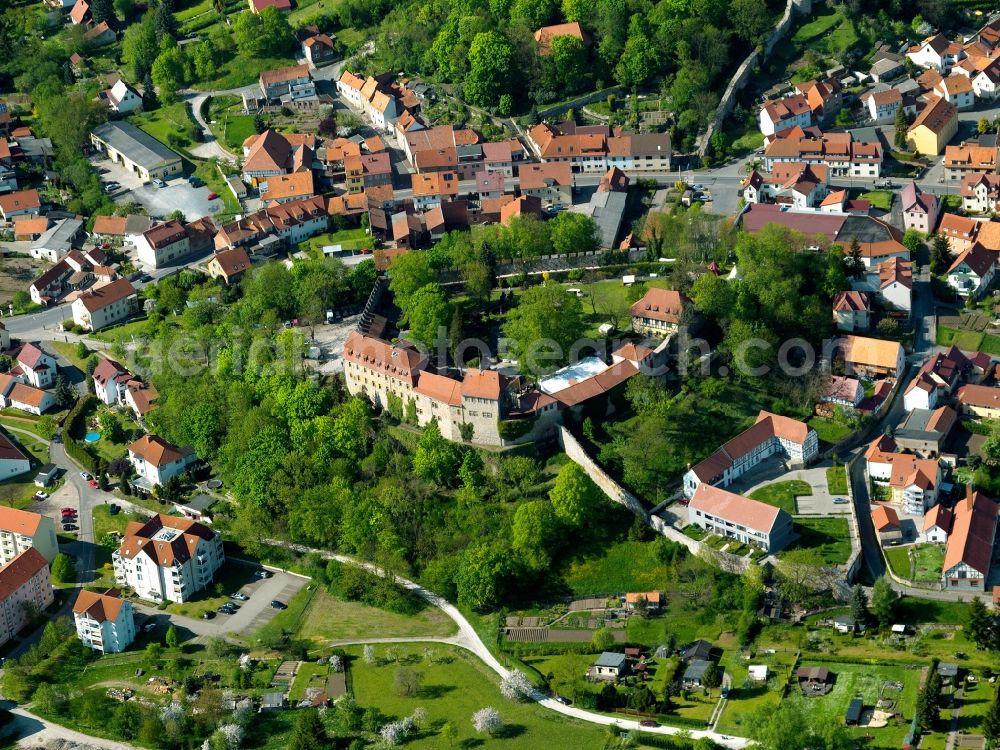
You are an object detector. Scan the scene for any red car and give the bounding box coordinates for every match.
[87,479,99,489]
[207,192,218,200]
[61,507,75,515]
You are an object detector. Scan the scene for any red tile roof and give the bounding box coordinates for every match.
[690,484,784,534]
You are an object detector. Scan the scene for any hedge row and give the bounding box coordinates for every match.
[62,395,100,474]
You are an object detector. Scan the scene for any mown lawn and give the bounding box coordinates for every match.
[826,465,848,495]
[50,340,94,372]
[302,228,375,257]
[162,560,262,619]
[935,326,1000,355]
[911,543,945,583]
[808,416,853,445]
[130,103,198,149]
[559,540,665,596]
[91,317,155,343]
[714,648,798,736]
[345,644,605,749]
[568,278,674,337]
[296,588,456,641]
[858,190,893,211]
[749,480,811,515]
[779,517,852,565]
[884,545,911,579]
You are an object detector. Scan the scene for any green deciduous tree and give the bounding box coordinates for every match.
[850,584,868,625]
[259,6,295,55]
[233,11,266,57]
[511,500,559,569]
[984,683,1000,744]
[502,282,586,377]
[965,596,998,651]
[403,283,452,349]
[549,462,601,527]
[413,420,462,487]
[550,212,600,255]
[289,709,327,750]
[465,31,516,108]
[591,626,614,652]
[730,0,770,43]
[454,541,511,611]
[51,552,76,583]
[870,576,897,627]
[388,251,436,312]
[122,13,159,80]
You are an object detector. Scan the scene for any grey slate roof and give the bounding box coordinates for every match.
[593,652,627,669]
[91,121,180,170]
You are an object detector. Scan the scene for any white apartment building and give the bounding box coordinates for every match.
[0,506,58,564]
[73,588,135,653]
[113,514,224,603]
[0,549,53,647]
[128,434,196,487]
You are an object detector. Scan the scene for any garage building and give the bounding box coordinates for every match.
[90,121,182,183]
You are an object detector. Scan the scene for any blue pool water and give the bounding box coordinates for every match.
[84,432,101,443]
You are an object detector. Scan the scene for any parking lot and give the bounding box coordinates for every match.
[133,567,309,638]
[92,157,222,222]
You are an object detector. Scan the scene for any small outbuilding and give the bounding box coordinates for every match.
[588,652,628,682]
[34,463,58,487]
[845,697,863,725]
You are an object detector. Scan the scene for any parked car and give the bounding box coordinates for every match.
[79,472,92,481]
[138,274,153,283]
[33,491,48,501]
[142,621,157,632]
[202,611,215,620]
[254,570,271,579]
[187,176,204,187]
[88,479,99,489]
[217,606,234,614]
[62,524,77,531]
[207,192,218,200]
[833,497,850,504]
[61,506,75,515]
[152,178,166,188]
[230,592,249,601]
[103,183,119,193]
[554,695,571,705]
[639,720,658,728]
[270,600,287,610]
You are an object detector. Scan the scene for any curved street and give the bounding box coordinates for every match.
[271,542,752,749]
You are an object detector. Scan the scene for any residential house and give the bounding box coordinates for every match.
[944,143,997,182]
[82,22,115,47]
[73,589,135,653]
[0,549,54,647]
[682,660,716,688]
[832,291,871,332]
[795,79,843,123]
[0,189,40,221]
[135,221,189,269]
[896,406,957,457]
[258,64,314,104]
[13,343,55,388]
[124,380,158,421]
[71,278,138,331]
[0,506,57,564]
[337,71,368,109]
[475,170,506,200]
[936,74,976,110]
[907,34,964,72]
[939,212,979,254]
[500,195,543,225]
[90,121,182,183]
[865,435,942,513]
[759,94,813,138]
[688,484,794,553]
[412,172,458,210]
[901,181,940,233]
[870,55,905,82]
[259,172,315,204]
[872,505,903,545]
[624,592,662,611]
[69,0,89,23]
[924,504,953,544]
[629,287,685,336]
[941,489,998,590]
[820,375,864,409]
[301,33,336,66]
[972,61,1000,100]
[961,172,1000,213]
[518,162,572,207]
[956,383,1000,419]
[92,357,132,407]
[113,514,224,603]
[241,129,315,185]
[588,651,627,682]
[907,97,959,155]
[904,372,942,412]
[947,243,996,298]
[533,22,590,56]
[127,434,195,487]
[100,79,142,114]
[207,247,252,285]
[838,335,905,379]
[2,382,56,416]
[683,411,819,497]
[28,246,107,304]
[28,218,85,263]
[862,88,903,124]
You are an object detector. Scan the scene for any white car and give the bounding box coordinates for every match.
[33,491,48,500]
[79,472,92,480]
[152,178,166,188]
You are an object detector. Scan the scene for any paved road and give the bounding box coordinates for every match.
[270,541,752,749]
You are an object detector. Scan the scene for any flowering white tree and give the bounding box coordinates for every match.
[380,722,406,746]
[363,645,376,665]
[500,670,533,701]
[330,654,344,673]
[411,707,428,727]
[217,724,243,750]
[472,707,504,735]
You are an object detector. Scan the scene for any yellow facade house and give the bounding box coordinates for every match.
[907,96,958,156]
